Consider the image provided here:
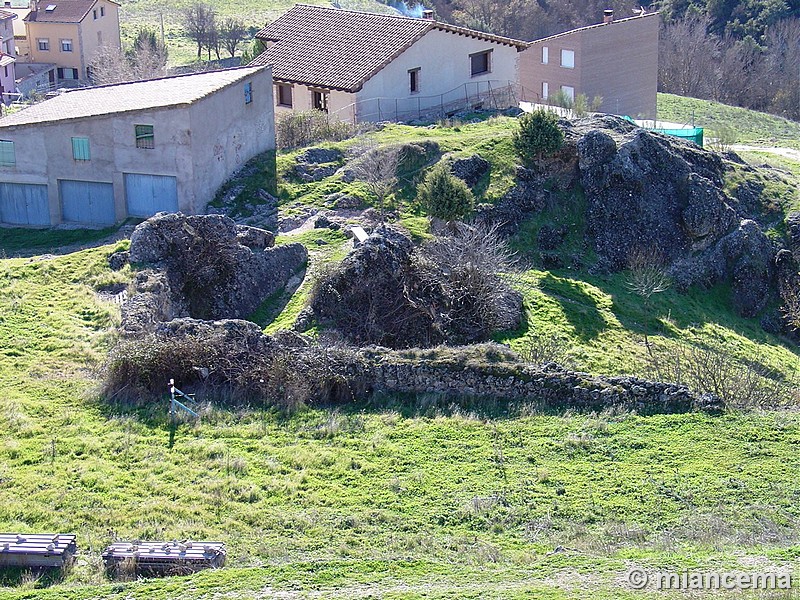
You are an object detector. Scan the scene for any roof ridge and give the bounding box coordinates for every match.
[66,65,266,94]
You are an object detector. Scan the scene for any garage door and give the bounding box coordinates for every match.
[124,173,179,217]
[60,180,116,225]
[0,183,50,226]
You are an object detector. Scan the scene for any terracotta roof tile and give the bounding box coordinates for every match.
[0,66,267,128]
[24,0,117,24]
[251,4,525,92]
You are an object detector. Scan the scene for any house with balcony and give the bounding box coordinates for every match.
[0,66,275,227]
[15,0,121,86]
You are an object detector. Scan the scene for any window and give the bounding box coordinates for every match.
[542,81,549,100]
[0,140,14,166]
[71,137,90,161]
[135,124,154,149]
[561,85,575,101]
[100,5,104,16]
[37,38,49,51]
[561,49,575,69]
[409,68,420,94]
[542,46,549,64]
[244,81,252,104]
[92,8,97,19]
[276,84,292,107]
[61,39,73,52]
[57,67,78,80]
[57,67,63,79]
[311,89,328,113]
[3,66,7,78]
[470,50,491,76]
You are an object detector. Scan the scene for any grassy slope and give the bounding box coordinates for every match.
[118,0,392,66]
[657,93,800,149]
[3,103,800,598]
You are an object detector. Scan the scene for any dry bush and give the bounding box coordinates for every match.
[276,111,357,149]
[519,330,573,366]
[644,339,793,409]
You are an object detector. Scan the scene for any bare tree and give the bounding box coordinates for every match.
[347,142,401,221]
[659,16,719,98]
[183,3,216,60]
[219,18,247,58]
[88,32,166,85]
[625,248,672,354]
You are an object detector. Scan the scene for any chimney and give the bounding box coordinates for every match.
[603,9,614,23]
[422,9,434,20]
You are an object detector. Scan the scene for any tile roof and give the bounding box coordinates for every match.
[24,0,118,24]
[0,9,17,20]
[251,4,526,92]
[0,66,268,128]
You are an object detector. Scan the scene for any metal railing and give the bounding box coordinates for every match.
[332,80,540,124]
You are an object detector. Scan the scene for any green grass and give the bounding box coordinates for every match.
[657,93,800,149]
[5,104,800,598]
[0,226,120,256]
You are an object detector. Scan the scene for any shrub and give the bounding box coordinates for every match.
[417,163,474,222]
[275,110,355,149]
[513,108,564,166]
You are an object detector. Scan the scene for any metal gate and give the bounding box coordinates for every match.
[0,182,50,226]
[59,180,116,225]
[124,173,179,217]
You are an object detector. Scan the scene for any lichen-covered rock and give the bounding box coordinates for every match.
[108,250,129,271]
[125,213,307,327]
[450,154,490,187]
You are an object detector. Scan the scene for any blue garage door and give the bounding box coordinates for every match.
[60,180,116,225]
[124,173,179,217]
[0,183,50,226]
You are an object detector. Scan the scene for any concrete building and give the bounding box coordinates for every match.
[251,4,527,122]
[0,66,275,227]
[520,11,659,118]
[0,10,18,102]
[14,0,121,86]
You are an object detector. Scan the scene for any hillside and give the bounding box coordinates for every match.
[2,99,800,598]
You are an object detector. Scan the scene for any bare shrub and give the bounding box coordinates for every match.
[346,142,401,219]
[644,339,793,409]
[276,111,356,149]
[415,224,523,343]
[518,330,573,366]
[625,247,671,353]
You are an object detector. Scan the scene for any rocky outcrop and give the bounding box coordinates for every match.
[309,226,523,348]
[123,213,307,332]
[451,154,490,187]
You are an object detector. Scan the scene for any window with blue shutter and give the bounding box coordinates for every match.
[0,140,15,166]
[244,82,252,104]
[71,137,90,161]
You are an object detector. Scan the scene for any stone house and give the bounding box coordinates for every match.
[0,66,274,227]
[250,4,527,123]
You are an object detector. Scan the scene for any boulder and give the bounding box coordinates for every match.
[450,154,490,187]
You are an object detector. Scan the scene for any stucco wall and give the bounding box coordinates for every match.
[78,0,121,76]
[520,15,658,118]
[0,68,275,224]
[189,68,276,214]
[273,83,357,123]
[356,28,520,121]
[26,22,81,71]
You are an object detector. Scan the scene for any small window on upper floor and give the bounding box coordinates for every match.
[276,83,292,107]
[72,137,90,161]
[0,140,15,166]
[92,8,97,19]
[561,49,575,69]
[135,124,154,149]
[37,38,49,51]
[61,39,73,52]
[409,67,420,94]
[542,46,549,64]
[100,5,105,16]
[244,81,252,104]
[470,50,491,76]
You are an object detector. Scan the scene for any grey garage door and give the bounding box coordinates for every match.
[60,180,116,225]
[124,173,179,218]
[0,183,50,226]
